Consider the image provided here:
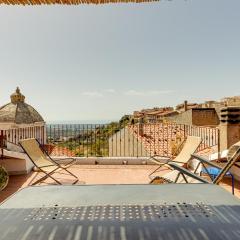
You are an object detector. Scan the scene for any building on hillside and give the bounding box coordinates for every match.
[167,108,220,126]
[157,110,179,122]
[198,97,240,120]
[132,107,174,123]
[222,96,240,107]
[175,101,199,112]
[198,101,223,119]
[0,87,46,146]
[199,100,221,108]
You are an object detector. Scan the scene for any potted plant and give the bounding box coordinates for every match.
[0,166,9,191]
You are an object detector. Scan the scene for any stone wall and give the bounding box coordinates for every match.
[168,110,192,125]
[108,128,148,157]
[192,109,219,126]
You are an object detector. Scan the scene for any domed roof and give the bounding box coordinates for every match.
[0,87,44,124]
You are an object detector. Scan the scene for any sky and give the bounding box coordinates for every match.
[0,0,240,123]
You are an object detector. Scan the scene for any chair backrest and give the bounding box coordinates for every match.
[174,136,202,165]
[19,138,54,168]
[214,141,240,184]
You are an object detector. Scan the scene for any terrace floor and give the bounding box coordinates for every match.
[1,165,240,203]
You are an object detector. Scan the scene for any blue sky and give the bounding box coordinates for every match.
[0,0,239,122]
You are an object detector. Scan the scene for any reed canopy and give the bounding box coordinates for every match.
[0,0,159,5]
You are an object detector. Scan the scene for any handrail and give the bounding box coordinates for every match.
[0,123,219,158]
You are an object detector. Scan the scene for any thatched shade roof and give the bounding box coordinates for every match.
[0,0,159,4]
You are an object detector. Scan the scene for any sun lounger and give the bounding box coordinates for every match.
[150,141,240,193]
[19,138,79,185]
[149,136,202,178]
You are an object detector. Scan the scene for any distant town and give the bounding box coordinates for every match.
[125,95,240,127]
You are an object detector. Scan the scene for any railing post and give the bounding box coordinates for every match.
[0,130,6,159]
[217,127,221,158]
[0,130,3,148]
[184,124,186,139]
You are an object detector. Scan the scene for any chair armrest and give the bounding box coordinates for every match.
[191,154,222,170]
[51,158,76,167]
[148,156,171,165]
[53,158,76,164]
[168,162,210,183]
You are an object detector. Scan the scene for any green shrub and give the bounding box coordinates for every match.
[0,166,8,190]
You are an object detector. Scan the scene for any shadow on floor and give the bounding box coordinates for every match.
[1,167,240,204]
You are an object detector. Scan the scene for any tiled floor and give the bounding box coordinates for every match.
[0,165,239,203]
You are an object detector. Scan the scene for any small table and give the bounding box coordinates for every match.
[1,184,240,240]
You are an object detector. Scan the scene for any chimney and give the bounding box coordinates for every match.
[219,106,240,151]
[184,100,188,112]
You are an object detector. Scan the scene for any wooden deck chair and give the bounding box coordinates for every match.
[149,136,202,178]
[19,138,79,185]
[150,141,240,189]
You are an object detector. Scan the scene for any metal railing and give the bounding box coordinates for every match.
[185,125,220,152]
[0,126,45,147]
[0,123,219,158]
[46,123,219,157]
[47,124,122,157]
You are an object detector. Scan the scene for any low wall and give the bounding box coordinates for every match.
[53,156,168,165]
[1,149,33,175]
[1,149,168,175]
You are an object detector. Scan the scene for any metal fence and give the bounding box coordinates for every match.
[185,125,219,151]
[0,123,219,158]
[46,123,219,157]
[47,124,120,157]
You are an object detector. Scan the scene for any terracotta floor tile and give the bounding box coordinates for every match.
[0,165,239,203]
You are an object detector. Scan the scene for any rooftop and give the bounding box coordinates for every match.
[1,164,239,203]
